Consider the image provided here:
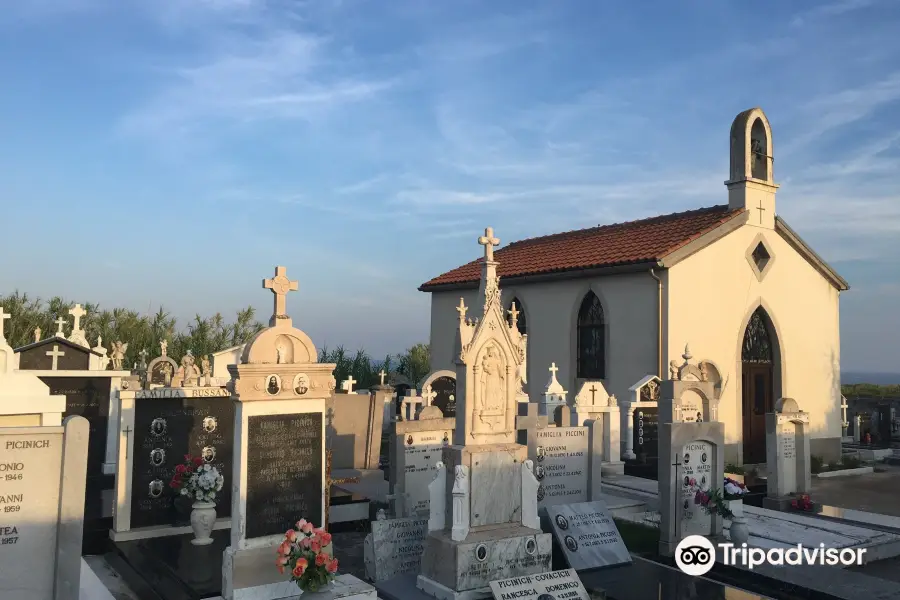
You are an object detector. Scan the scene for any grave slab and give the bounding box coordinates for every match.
[547,500,632,570]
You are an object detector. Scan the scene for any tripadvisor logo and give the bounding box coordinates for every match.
[675,535,867,576]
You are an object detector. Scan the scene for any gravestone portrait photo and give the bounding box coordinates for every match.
[150,417,167,437]
[293,373,310,395]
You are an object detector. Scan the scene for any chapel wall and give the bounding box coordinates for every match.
[428,272,658,408]
[666,223,842,464]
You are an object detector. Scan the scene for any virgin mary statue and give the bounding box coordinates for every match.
[479,346,505,412]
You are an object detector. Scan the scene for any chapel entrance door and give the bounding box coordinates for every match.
[741,307,776,464]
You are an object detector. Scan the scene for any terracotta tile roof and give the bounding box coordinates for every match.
[420,205,744,290]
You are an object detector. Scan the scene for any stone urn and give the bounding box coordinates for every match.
[728,500,750,545]
[190,501,216,546]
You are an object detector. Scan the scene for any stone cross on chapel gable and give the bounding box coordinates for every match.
[263,265,299,322]
[478,227,500,262]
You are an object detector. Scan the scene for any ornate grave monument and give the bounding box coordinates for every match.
[571,380,624,475]
[621,375,661,468]
[657,346,725,557]
[223,266,339,600]
[763,397,812,511]
[417,228,551,599]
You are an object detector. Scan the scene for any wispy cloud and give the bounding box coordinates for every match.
[791,0,880,27]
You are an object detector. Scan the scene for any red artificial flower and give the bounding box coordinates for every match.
[193,457,204,467]
[326,558,338,574]
[320,532,332,546]
[175,464,186,474]
[315,552,328,567]
[184,454,192,461]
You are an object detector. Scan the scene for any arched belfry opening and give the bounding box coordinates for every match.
[741,306,778,463]
[750,118,769,181]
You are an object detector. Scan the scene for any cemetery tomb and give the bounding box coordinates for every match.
[679,440,714,538]
[390,415,455,517]
[489,569,590,600]
[527,426,589,510]
[129,390,234,530]
[0,417,89,600]
[245,412,323,539]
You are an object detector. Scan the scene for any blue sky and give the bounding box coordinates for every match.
[0,0,898,372]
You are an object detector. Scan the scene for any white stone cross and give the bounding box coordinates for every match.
[841,396,849,428]
[263,266,299,318]
[55,317,67,336]
[69,304,86,331]
[456,298,468,320]
[379,370,387,386]
[0,306,10,341]
[478,227,500,262]
[507,302,519,327]
[46,344,65,370]
[342,376,356,393]
[422,385,436,406]
[549,363,559,378]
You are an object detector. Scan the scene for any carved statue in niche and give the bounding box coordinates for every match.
[160,362,173,386]
[669,360,680,380]
[699,362,709,382]
[479,345,506,413]
[179,352,201,386]
[276,342,287,364]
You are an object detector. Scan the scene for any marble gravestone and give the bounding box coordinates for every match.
[364,517,429,582]
[416,228,552,600]
[0,416,90,600]
[570,380,623,476]
[620,375,661,466]
[390,413,455,518]
[527,425,589,510]
[223,266,339,600]
[421,370,457,418]
[763,398,812,512]
[657,348,725,557]
[110,386,235,540]
[489,569,590,600]
[547,500,631,571]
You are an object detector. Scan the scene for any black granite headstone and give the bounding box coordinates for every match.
[131,396,234,529]
[430,376,456,417]
[18,338,93,370]
[245,413,323,538]
[633,406,659,462]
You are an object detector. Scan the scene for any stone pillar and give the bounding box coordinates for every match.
[622,402,636,460]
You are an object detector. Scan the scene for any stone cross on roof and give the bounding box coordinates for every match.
[379,370,387,386]
[341,376,356,393]
[69,304,86,331]
[0,306,10,341]
[263,266,299,320]
[478,227,500,262]
[55,317,67,336]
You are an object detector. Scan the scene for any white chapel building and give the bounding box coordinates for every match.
[420,108,848,466]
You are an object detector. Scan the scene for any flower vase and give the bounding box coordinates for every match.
[295,581,334,597]
[728,500,750,545]
[190,501,216,546]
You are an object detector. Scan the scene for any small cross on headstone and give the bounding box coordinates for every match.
[69,304,86,331]
[123,426,133,459]
[478,227,500,262]
[342,376,356,393]
[263,266,299,319]
[422,385,436,406]
[0,306,11,341]
[589,384,598,404]
[46,344,65,370]
[379,369,387,386]
[549,363,559,378]
[756,198,766,225]
[55,317,67,336]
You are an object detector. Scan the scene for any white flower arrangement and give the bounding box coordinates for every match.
[170,455,225,504]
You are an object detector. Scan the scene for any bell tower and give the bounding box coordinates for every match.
[726,108,778,229]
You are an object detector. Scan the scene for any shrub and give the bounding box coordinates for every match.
[838,455,863,469]
[725,463,744,475]
[810,455,826,474]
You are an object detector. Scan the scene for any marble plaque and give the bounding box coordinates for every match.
[365,517,428,581]
[680,440,713,537]
[528,427,589,509]
[547,500,632,570]
[431,376,457,418]
[130,396,234,528]
[47,377,109,476]
[633,407,658,460]
[779,420,797,492]
[0,430,64,600]
[402,429,451,515]
[489,568,589,600]
[245,413,323,539]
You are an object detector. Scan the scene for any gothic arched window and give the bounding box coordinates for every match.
[506,297,527,336]
[742,307,773,364]
[577,291,605,379]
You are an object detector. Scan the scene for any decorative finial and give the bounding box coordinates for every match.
[682,344,692,362]
[507,302,520,329]
[456,298,468,320]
